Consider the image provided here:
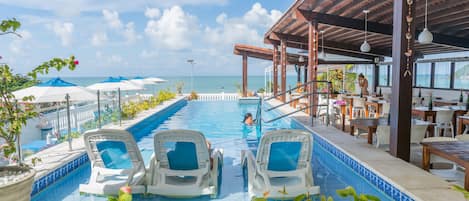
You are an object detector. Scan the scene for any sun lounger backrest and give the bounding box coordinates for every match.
[154,129,210,170]
[84,129,144,170]
[257,129,312,171]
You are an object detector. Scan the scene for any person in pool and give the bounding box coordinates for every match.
[243,113,255,126]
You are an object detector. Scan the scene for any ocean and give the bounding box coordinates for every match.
[40,76,301,94]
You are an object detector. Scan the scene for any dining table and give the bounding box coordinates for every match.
[411,106,450,123]
[433,99,460,107]
[350,117,434,144]
[364,100,387,118]
[457,115,469,135]
[422,141,469,191]
[343,95,361,120]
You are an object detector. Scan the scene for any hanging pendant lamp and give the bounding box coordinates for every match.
[418,0,433,44]
[320,30,326,58]
[360,10,371,53]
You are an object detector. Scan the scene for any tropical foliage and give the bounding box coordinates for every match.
[252,186,380,201]
[0,18,78,159]
[121,90,176,119]
[108,186,132,201]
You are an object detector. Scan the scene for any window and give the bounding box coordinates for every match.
[454,62,469,90]
[389,65,392,86]
[434,62,451,88]
[378,65,388,86]
[415,63,431,87]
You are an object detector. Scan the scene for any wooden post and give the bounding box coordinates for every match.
[242,53,248,97]
[273,45,279,97]
[308,21,319,117]
[373,64,379,92]
[297,65,301,83]
[280,38,287,102]
[390,0,416,161]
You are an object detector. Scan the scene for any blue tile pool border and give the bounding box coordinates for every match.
[31,98,187,196]
[290,120,415,201]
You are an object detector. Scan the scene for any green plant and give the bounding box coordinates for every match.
[234,82,242,94]
[336,186,380,201]
[175,81,184,94]
[0,18,78,160]
[108,186,132,201]
[189,91,198,100]
[257,88,265,93]
[120,90,175,119]
[451,185,469,200]
[58,131,81,143]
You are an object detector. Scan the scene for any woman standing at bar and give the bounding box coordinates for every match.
[358,73,369,96]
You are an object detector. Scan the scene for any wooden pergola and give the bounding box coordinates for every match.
[261,0,469,161]
[233,44,374,98]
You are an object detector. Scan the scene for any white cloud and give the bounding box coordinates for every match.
[9,30,32,54]
[243,3,282,28]
[203,3,282,47]
[91,32,108,46]
[49,22,74,46]
[102,9,123,29]
[145,6,198,50]
[109,55,122,63]
[123,22,141,44]
[145,8,161,19]
[140,50,158,58]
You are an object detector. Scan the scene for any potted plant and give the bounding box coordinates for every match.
[0,18,78,201]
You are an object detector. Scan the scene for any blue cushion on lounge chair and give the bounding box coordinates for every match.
[97,141,132,169]
[267,142,301,171]
[167,142,199,170]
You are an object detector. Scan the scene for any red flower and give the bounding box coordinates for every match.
[74,60,79,65]
[120,186,132,194]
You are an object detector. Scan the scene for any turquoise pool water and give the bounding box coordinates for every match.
[32,101,393,201]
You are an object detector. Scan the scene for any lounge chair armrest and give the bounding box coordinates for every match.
[266,169,304,177]
[97,167,129,175]
[159,167,207,177]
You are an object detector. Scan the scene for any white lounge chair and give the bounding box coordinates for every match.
[79,129,146,195]
[146,129,223,198]
[241,129,320,200]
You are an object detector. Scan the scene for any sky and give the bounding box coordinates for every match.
[0,0,292,77]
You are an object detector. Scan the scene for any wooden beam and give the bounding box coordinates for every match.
[273,45,279,97]
[390,0,415,162]
[272,32,391,57]
[308,21,319,118]
[297,10,469,49]
[242,53,248,97]
[280,38,287,102]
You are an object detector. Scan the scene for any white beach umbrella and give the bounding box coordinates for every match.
[144,77,167,83]
[130,76,157,86]
[13,77,97,152]
[87,77,143,92]
[13,78,96,103]
[87,77,144,127]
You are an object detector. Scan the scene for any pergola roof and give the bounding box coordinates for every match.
[233,44,374,65]
[265,0,469,59]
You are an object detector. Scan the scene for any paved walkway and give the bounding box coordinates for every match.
[24,96,185,179]
[267,99,465,201]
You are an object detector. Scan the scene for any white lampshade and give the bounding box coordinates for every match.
[360,40,371,52]
[320,51,326,59]
[298,55,305,63]
[418,28,433,44]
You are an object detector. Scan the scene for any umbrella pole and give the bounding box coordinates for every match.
[97,90,101,129]
[118,88,121,126]
[66,94,72,151]
[56,104,60,136]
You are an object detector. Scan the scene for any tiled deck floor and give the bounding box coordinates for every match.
[267,99,465,201]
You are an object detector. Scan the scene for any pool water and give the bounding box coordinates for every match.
[32,101,393,201]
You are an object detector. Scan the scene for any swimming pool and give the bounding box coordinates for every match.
[32,100,393,201]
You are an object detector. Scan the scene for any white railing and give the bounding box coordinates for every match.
[191,93,239,101]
